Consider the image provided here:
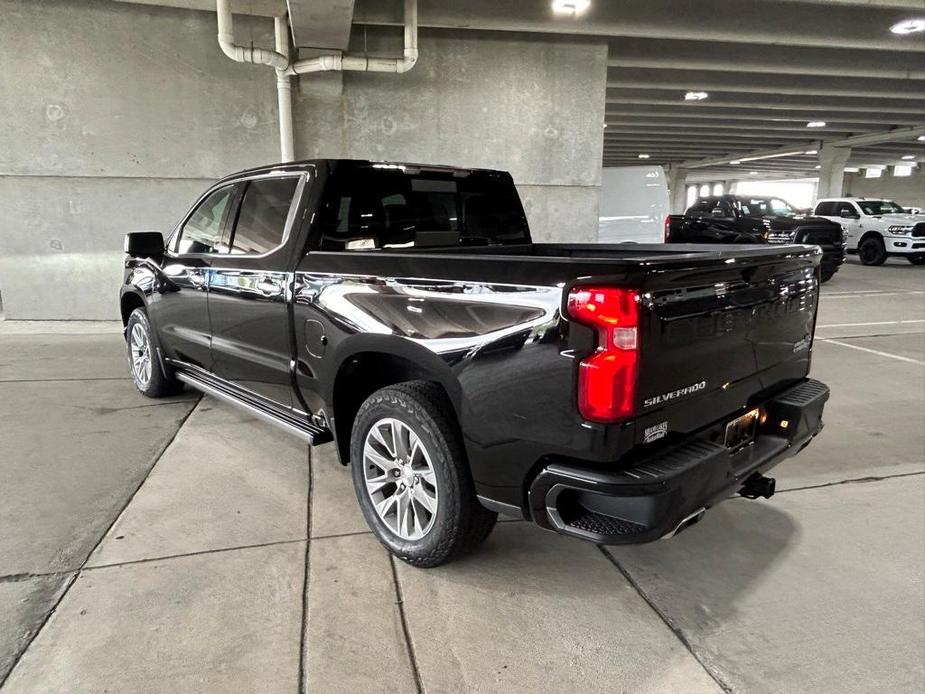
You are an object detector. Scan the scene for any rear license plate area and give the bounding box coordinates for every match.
[725,408,760,450]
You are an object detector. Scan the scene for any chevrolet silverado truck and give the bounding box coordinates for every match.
[813,197,925,265]
[121,159,830,567]
[665,194,846,281]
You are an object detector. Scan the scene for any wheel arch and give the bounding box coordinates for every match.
[119,289,146,327]
[327,341,463,467]
[858,230,884,245]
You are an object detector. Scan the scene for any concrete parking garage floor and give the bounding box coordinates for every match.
[1,260,922,694]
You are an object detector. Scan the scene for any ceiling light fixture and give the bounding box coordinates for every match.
[844,167,860,173]
[551,0,591,16]
[749,171,759,175]
[804,149,818,155]
[890,18,925,35]
[806,121,826,128]
[684,91,709,101]
[918,135,925,142]
[729,160,741,165]
[902,154,916,160]
[637,153,650,159]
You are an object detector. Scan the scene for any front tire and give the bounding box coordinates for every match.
[820,267,836,283]
[858,236,887,266]
[350,382,497,567]
[125,308,183,398]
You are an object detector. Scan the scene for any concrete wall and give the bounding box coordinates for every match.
[844,170,925,209]
[0,0,606,319]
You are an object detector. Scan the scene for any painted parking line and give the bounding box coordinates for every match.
[818,338,925,366]
[817,319,925,329]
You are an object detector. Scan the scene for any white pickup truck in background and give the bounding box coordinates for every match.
[813,197,925,266]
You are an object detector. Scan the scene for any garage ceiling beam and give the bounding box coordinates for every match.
[353,0,925,52]
[606,69,924,100]
[604,130,857,142]
[607,39,925,81]
[604,143,773,152]
[603,119,879,134]
[830,125,925,148]
[606,91,925,115]
[772,0,924,8]
[682,142,821,169]
[604,106,924,126]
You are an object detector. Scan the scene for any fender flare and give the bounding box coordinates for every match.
[323,333,464,416]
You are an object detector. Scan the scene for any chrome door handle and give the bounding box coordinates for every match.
[257,278,283,296]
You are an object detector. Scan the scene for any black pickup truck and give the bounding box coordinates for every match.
[665,195,847,282]
[122,160,829,567]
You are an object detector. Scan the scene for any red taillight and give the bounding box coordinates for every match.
[663,215,671,243]
[567,286,640,423]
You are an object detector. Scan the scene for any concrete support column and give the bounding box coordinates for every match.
[817,143,851,199]
[667,166,688,214]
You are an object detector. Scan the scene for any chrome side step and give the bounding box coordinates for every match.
[176,372,333,446]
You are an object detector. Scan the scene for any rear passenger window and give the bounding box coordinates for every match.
[229,177,299,255]
[316,166,528,251]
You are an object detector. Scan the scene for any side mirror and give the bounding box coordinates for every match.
[839,209,858,219]
[124,231,164,257]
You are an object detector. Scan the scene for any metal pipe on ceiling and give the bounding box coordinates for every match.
[216,0,288,70]
[215,0,419,162]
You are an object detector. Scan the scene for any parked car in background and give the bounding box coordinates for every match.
[813,197,925,265]
[120,159,830,567]
[665,195,847,281]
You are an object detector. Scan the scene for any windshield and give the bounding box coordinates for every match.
[738,197,795,217]
[857,200,906,215]
[317,163,530,251]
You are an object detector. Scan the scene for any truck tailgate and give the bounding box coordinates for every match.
[634,248,819,438]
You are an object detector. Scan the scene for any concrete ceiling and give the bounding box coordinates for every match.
[115,0,925,179]
[350,0,925,180]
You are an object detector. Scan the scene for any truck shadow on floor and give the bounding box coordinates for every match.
[442,499,797,618]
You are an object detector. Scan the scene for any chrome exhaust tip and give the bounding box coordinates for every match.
[661,507,706,539]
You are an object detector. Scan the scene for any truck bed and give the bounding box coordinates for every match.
[296,240,822,508]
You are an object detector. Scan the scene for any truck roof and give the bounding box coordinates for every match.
[815,197,873,202]
[215,159,504,185]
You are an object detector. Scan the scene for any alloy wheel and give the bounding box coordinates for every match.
[129,323,152,387]
[362,417,439,541]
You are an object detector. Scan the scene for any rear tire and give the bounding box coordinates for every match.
[350,381,497,567]
[126,308,184,398]
[858,236,887,266]
[820,267,836,283]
